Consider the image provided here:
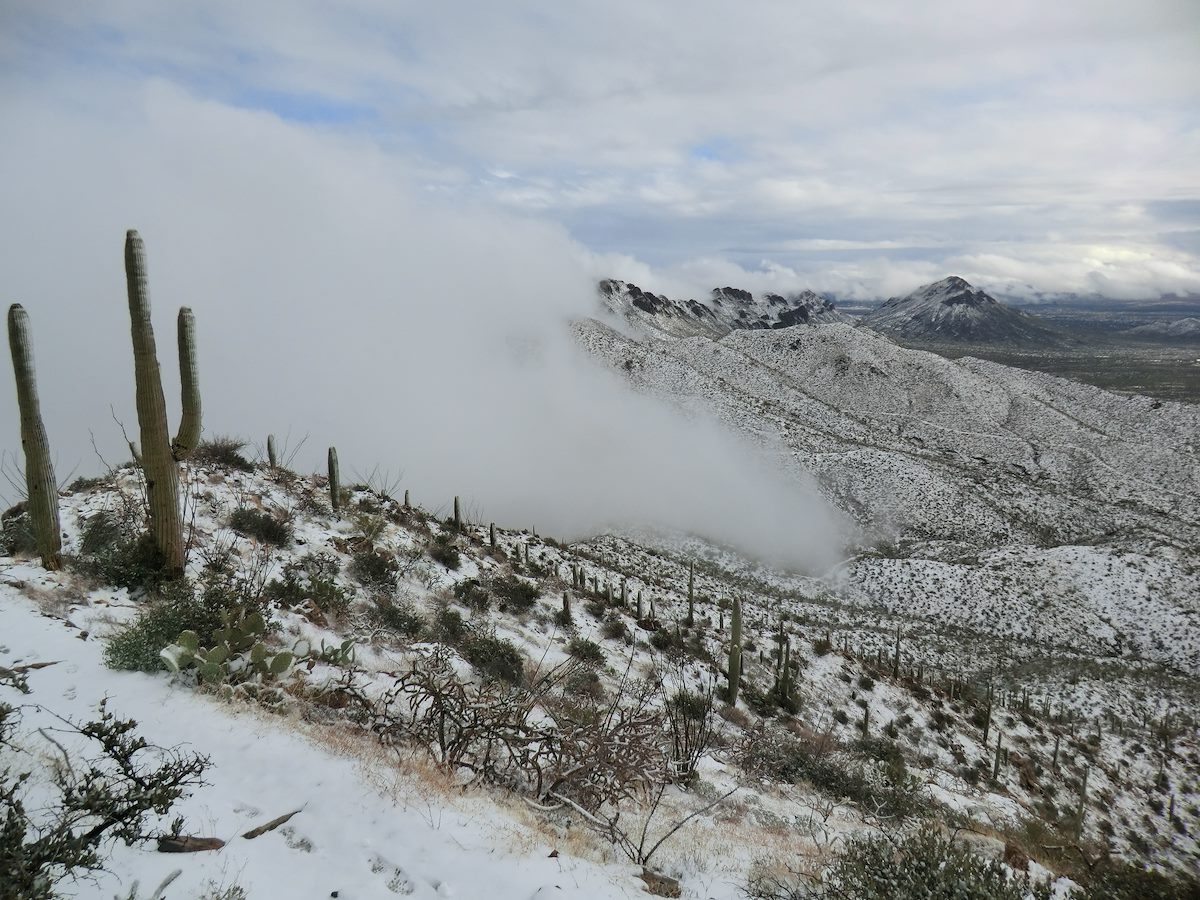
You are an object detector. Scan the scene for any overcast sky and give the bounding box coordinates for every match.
[2,0,1198,302]
[0,2,1196,561]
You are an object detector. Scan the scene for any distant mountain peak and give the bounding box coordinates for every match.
[865,277,1063,346]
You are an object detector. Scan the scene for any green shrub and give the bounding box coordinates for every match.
[192,436,254,471]
[0,506,36,556]
[491,575,539,612]
[229,507,291,546]
[649,628,683,653]
[566,637,605,666]
[103,581,227,672]
[453,578,490,611]
[1082,861,1200,900]
[350,549,400,589]
[70,518,168,592]
[371,597,425,638]
[263,553,349,618]
[830,826,1052,899]
[600,615,629,641]
[428,535,460,570]
[461,633,525,684]
[432,604,468,645]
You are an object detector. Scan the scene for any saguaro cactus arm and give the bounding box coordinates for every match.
[171,306,200,459]
[7,304,62,570]
[124,230,184,574]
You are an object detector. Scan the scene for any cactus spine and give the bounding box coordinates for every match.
[267,433,278,468]
[727,596,742,705]
[124,230,184,575]
[686,560,695,626]
[171,306,201,459]
[327,446,340,514]
[6,304,61,570]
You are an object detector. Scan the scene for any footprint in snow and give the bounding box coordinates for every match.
[279,824,314,853]
[62,686,76,701]
[368,854,417,895]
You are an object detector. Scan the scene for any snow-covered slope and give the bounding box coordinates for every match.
[574,317,1200,674]
[863,276,1066,346]
[598,279,851,338]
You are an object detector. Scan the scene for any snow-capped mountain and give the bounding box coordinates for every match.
[598,278,851,338]
[863,276,1065,345]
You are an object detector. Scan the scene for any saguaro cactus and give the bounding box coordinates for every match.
[686,560,695,626]
[453,496,461,531]
[266,434,278,468]
[327,447,340,514]
[727,596,742,705]
[7,304,61,570]
[124,230,185,574]
[489,522,497,549]
[171,306,201,459]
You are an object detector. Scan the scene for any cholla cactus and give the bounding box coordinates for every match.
[124,230,185,574]
[6,304,61,570]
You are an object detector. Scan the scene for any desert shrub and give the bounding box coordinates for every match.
[491,575,539,612]
[229,507,291,547]
[1081,861,1200,900]
[428,535,460,570]
[461,632,525,684]
[738,726,923,820]
[432,605,468,645]
[0,700,208,900]
[70,517,169,593]
[104,580,230,672]
[0,506,36,556]
[192,435,254,471]
[585,599,607,619]
[349,549,400,589]
[371,597,425,638]
[649,628,683,653]
[857,674,875,691]
[65,474,109,494]
[750,825,1055,899]
[453,578,490,611]
[600,615,630,641]
[566,637,605,666]
[263,553,349,618]
[812,635,833,656]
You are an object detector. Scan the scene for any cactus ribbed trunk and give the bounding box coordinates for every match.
[727,596,742,706]
[267,434,278,468]
[124,230,184,575]
[7,304,61,570]
[327,447,340,514]
[453,495,461,531]
[489,522,496,548]
[171,306,200,459]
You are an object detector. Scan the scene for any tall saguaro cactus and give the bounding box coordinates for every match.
[7,304,61,570]
[266,433,278,468]
[686,560,695,626]
[124,230,185,575]
[171,306,201,459]
[727,596,743,705]
[328,447,340,514]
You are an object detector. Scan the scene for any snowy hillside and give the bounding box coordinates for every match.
[863,277,1066,346]
[3,442,1198,898]
[1125,317,1200,340]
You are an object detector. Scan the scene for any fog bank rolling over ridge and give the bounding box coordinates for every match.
[0,81,847,570]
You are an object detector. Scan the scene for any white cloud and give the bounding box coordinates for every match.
[0,77,847,568]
